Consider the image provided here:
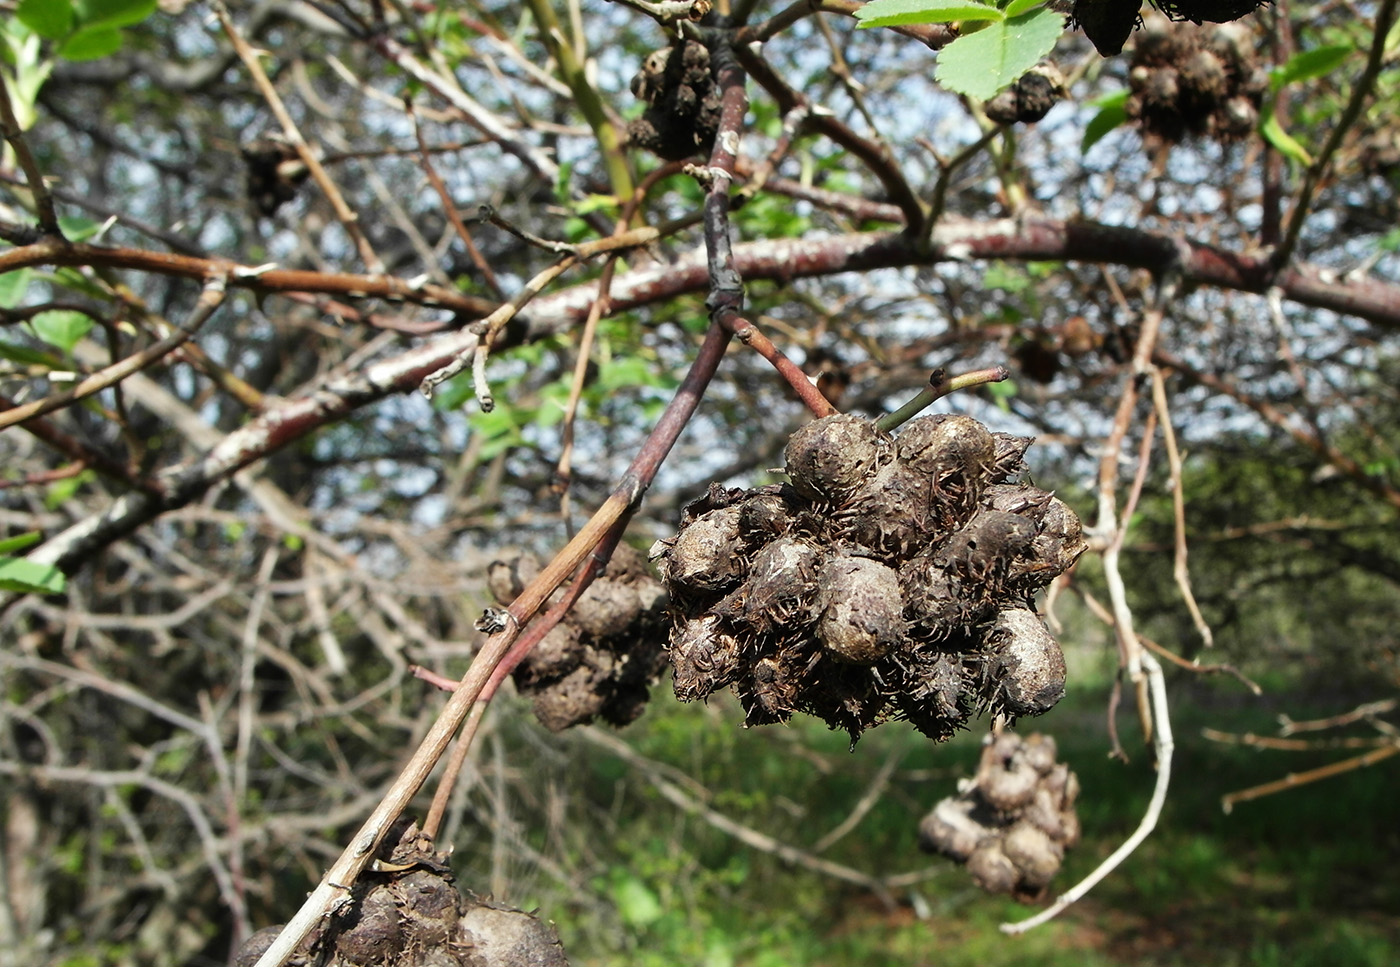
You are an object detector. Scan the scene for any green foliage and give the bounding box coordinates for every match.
[0,532,65,595]
[855,0,1061,100]
[1260,43,1355,166]
[1082,89,1129,153]
[29,309,95,353]
[16,0,157,61]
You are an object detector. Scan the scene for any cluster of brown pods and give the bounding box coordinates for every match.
[652,413,1086,744]
[487,545,669,732]
[918,732,1081,898]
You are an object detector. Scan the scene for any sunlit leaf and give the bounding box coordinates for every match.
[934,7,1063,100]
[0,555,66,595]
[856,0,1004,29]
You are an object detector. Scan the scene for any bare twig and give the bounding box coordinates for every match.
[215,2,385,275]
[0,275,228,430]
[0,69,62,236]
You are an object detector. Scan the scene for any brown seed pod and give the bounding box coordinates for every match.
[659,504,747,595]
[513,623,584,686]
[991,608,1068,717]
[938,509,1037,589]
[725,537,824,633]
[815,556,906,664]
[841,461,935,559]
[737,490,795,542]
[784,414,887,504]
[570,579,642,639]
[487,553,542,606]
[897,414,995,523]
[1002,821,1064,890]
[669,614,743,701]
[990,432,1035,483]
[918,793,991,862]
[966,841,1021,895]
[740,655,801,724]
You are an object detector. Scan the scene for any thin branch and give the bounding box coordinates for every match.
[1149,369,1213,648]
[1001,649,1174,933]
[0,68,62,236]
[215,2,385,274]
[0,275,227,430]
[1219,743,1399,813]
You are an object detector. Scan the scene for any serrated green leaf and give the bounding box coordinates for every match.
[1002,0,1044,16]
[17,0,74,39]
[56,25,122,61]
[1082,88,1129,152]
[30,309,94,353]
[0,532,42,555]
[934,7,1063,101]
[856,0,1004,29]
[0,269,33,308]
[73,0,157,29]
[0,555,66,595]
[1260,107,1311,166]
[1269,44,1353,92]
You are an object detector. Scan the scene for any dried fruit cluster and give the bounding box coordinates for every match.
[652,413,1086,743]
[627,39,723,160]
[488,544,669,732]
[918,733,1080,899]
[1126,21,1266,142]
[234,823,570,967]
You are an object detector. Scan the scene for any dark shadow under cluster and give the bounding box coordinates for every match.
[653,413,1087,745]
[918,732,1081,899]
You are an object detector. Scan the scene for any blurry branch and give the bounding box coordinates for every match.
[215,3,385,275]
[1274,0,1398,268]
[1204,713,1400,814]
[1154,346,1400,511]
[733,42,927,232]
[409,103,505,300]
[1279,699,1398,735]
[0,275,227,431]
[0,68,61,236]
[1149,369,1213,648]
[739,0,956,49]
[521,0,633,201]
[1076,588,1262,695]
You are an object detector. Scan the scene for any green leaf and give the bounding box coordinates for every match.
[44,469,92,509]
[1002,0,1044,16]
[30,309,94,353]
[1269,44,1354,92]
[856,0,1004,29]
[73,0,157,30]
[0,532,42,555]
[1082,88,1129,152]
[0,555,66,595]
[1260,106,1311,166]
[57,215,104,241]
[612,875,663,927]
[17,0,74,39]
[0,338,57,367]
[56,25,122,61]
[933,8,1063,100]
[0,269,33,308]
